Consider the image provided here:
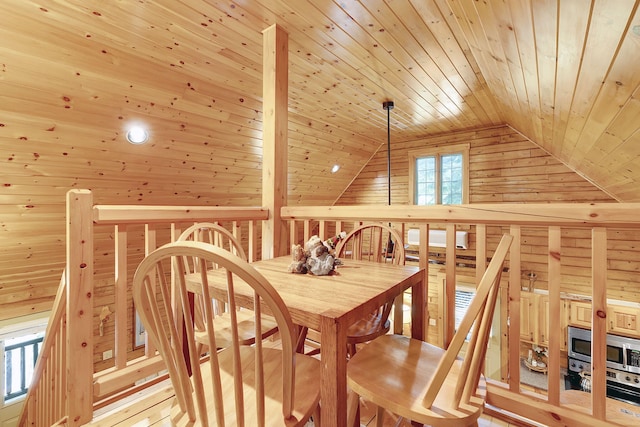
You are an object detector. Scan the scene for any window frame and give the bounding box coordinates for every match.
[408,143,470,205]
[0,313,49,407]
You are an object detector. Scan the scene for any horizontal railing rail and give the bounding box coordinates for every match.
[93,204,269,225]
[281,203,640,226]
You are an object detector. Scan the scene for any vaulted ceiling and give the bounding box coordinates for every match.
[1,0,639,205]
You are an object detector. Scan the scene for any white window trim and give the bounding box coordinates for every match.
[408,143,470,205]
[0,313,49,341]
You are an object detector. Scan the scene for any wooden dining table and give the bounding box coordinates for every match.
[186,255,425,427]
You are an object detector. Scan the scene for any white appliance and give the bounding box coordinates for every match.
[407,228,468,249]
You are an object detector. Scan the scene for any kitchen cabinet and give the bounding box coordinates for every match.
[569,300,640,338]
[539,295,568,351]
[519,291,536,343]
[519,292,568,350]
[569,301,592,329]
[609,305,640,337]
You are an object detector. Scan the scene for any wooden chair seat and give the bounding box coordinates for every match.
[177,222,279,352]
[347,234,513,427]
[347,335,485,426]
[193,308,279,349]
[345,313,391,346]
[170,347,320,427]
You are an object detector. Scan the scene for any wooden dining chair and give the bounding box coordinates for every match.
[132,241,321,426]
[296,223,405,357]
[335,223,406,357]
[346,234,513,427]
[177,222,278,351]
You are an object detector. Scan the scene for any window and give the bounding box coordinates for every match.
[455,286,495,342]
[0,314,48,406]
[408,143,469,205]
[455,288,475,341]
[3,333,44,402]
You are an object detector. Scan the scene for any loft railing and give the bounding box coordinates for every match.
[17,271,67,427]
[18,190,268,427]
[19,192,640,426]
[282,203,640,426]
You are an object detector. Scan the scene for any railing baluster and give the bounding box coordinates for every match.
[591,227,608,419]
[548,226,562,404]
[444,224,457,347]
[6,349,12,396]
[508,225,521,392]
[19,346,26,394]
[115,224,128,369]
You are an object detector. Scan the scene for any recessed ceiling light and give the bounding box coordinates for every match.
[331,164,340,173]
[633,25,640,36]
[126,125,149,144]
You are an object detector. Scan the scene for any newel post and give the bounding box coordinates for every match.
[261,23,289,260]
[66,189,94,425]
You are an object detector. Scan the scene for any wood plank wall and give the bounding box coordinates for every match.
[337,125,640,303]
[0,0,374,324]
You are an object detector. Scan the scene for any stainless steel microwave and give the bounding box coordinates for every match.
[568,326,640,374]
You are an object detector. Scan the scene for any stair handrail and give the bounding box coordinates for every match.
[17,269,67,427]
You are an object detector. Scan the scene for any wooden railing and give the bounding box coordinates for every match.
[19,194,640,426]
[18,190,268,427]
[17,271,67,427]
[282,203,640,427]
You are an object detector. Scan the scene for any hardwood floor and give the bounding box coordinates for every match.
[88,374,523,427]
[90,386,517,427]
[88,309,526,427]
[356,399,513,427]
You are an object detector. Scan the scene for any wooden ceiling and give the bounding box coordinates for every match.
[1,0,639,205]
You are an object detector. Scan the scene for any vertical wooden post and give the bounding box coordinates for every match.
[508,225,521,392]
[66,189,94,425]
[289,220,297,248]
[475,224,487,281]
[144,225,157,355]
[115,225,127,368]
[419,223,429,340]
[249,221,257,263]
[548,226,561,404]
[261,23,288,260]
[591,227,607,420]
[444,224,456,348]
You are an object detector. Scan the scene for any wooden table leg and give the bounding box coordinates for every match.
[320,316,348,427]
[411,270,426,341]
[393,293,404,334]
[410,271,427,427]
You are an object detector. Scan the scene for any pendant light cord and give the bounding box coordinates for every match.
[387,105,391,206]
[383,101,394,254]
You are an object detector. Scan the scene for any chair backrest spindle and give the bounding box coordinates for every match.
[176,223,279,352]
[336,223,405,266]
